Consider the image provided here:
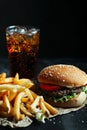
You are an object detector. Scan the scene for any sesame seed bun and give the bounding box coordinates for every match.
[38,64,87,88]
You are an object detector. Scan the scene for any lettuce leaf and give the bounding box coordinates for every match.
[82,86,87,94]
[54,93,77,103]
[54,86,87,103]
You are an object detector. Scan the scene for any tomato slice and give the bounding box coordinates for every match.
[40,83,61,91]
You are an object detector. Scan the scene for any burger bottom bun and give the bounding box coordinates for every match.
[45,92,86,108]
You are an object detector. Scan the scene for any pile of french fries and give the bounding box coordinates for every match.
[0,73,58,123]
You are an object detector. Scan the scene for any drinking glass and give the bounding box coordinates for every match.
[6,25,40,79]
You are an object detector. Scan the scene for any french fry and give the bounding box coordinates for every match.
[13,73,34,89]
[8,90,17,101]
[27,89,58,116]
[31,96,40,110]
[0,90,9,99]
[0,84,25,91]
[15,79,34,88]
[20,103,34,117]
[4,77,14,84]
[21,89,34,104]
[26,102,33,111]
[0,73,13,84]
[14,73,19,81]
[39,97,50,116]
[0,73,6,84]
[25,89,34,102]
[0,73,6,79]
[13,73,20,84]
[13,92,25,120]
[20,114,25,120]
[21,97,29,103]
[3,95,11,113]
[0,72,58,123]
[30,90,37,99]
[44,101,58,115]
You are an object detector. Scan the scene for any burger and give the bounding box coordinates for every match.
[37,64,87,107]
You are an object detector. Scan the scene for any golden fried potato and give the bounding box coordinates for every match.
[0,72,58,123]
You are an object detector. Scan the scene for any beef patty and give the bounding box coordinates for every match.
[42,87,82,97]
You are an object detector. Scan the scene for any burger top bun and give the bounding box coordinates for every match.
[38,64,87,88]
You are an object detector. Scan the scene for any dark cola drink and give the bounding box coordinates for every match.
[6,25,40,79]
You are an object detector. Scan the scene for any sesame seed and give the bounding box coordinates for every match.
[63,80,65,82]
[49,73,53,77]
[57,76,59,79]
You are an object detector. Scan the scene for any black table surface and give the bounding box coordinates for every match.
[0,57,87,130]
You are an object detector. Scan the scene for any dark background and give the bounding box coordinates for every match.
[0,1,87,130]
[0,0,87,58]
